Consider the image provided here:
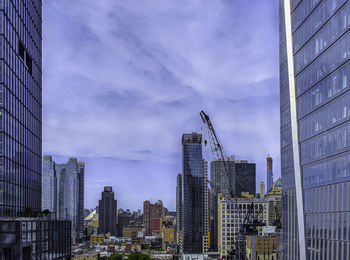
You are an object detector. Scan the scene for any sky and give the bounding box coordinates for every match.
[42,0,280,211]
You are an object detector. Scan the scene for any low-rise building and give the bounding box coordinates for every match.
[122,226,143,239]
[246,236,277,260]
[74,254,98,260]
[90,234,105,244]
[0,218,71,259]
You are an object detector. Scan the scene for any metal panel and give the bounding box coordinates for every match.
[283,0,306,259]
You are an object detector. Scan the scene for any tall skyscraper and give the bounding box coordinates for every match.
[98,186,117,236]
[0,0,42,218]
[42,156,85,242]
[0,2,71,258]
[266,156,273,192]
[182,133,204,254]
[42,155,57,213]
[280,0,350,259]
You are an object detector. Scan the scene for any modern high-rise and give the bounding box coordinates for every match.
[182,133,204,254]
[266,156,273,192]
[0,0,42,218]
[280,0,350,259]
[42,155,57,213]
[43,156,85,243]
[98,186,117,236]
[0,1,71,258]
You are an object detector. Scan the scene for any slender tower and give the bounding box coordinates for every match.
[266,156,273,192]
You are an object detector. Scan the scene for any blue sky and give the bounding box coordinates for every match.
[42,0,279,211]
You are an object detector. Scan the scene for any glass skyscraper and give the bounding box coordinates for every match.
[182,133,204,254]
[0,0,42,217]
[280,0,350,259]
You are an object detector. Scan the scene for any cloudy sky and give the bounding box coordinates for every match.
[42,0,279,211]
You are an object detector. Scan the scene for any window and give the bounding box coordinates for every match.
[18,41,32,75]
[18,41,24,60]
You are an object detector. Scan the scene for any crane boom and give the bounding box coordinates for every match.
[200,110,234,197]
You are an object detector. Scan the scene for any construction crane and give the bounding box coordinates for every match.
[200,110,234,197]
[200,111,281,260]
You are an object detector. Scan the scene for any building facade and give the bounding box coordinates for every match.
[202,160,209,253]
[234,160,256,196]
[280,0,350,259]
[182,133,204,254]
[0,0,42,218]
[217,196,269,258]
[98,186,117,236]
[44,157,84,243]
[42,156,57,213]
[176,172,182,249]
[0,218,71,259]
[143,200,168,236]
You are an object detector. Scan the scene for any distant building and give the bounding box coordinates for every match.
[182,133,204,254]
[210,157,256,252]
[143,200,168,236]
[152,218,162,235]
[202,160,209,253]
[98,186,117,236]
[122,226,143,239]
[210,156,236,197]
[259,182,265,199]
[42,156,57,213]
[217,195,272,258]
[176,172,183,250]
[44,157,85,243]
[234,160,256,196]
[118,213,130,237]
[246,236,276,260]
[266,156,273,192]
[161,218,176,250]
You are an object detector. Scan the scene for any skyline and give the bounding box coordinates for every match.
[42,0,280,210]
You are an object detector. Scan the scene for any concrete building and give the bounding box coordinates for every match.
[182,133,204,254]
[98,186,117,236]
[279,1,350,258]
[143,200,168,236]
[217,195,270,258]
[117,213,130,237]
